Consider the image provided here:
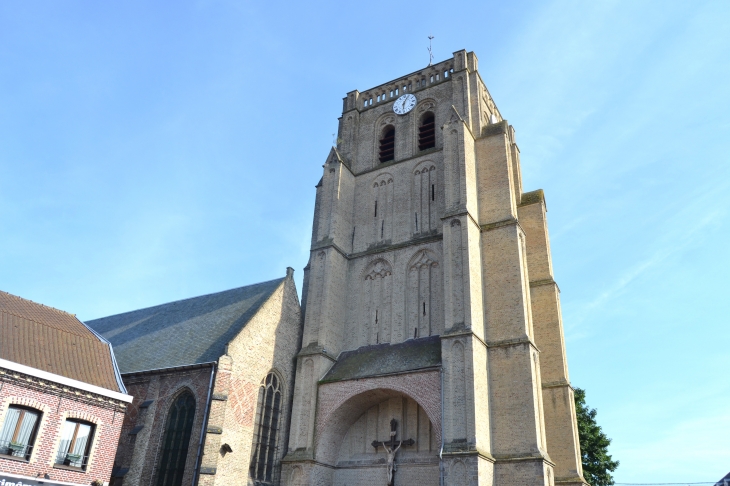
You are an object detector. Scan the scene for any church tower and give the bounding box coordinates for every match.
[282,50,587,486]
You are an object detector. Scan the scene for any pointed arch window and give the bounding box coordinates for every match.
[379,125,395,163]
[155,391,196,486]
[419,112,436,150]
[250,372,282,484]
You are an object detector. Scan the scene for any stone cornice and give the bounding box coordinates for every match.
[347,233,443,260]
[441,208,480,230]
[296,343,338,362]
[0,366,129,410]
[354,147,443,177]
[485,337,540,354]
[530,278,561,293]
[542,380,573,390]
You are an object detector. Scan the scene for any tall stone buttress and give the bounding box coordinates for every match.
[282,50,587,486]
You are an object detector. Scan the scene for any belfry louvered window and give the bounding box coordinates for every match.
[419,112,436,150]
[155,391,196,486]
[379,125,395,163]
[250,372,282,485]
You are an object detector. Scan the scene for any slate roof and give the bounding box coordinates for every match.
[715,472,730,486]
[0,290,124,392]
[321,336,442,383]
[86,278,285,374]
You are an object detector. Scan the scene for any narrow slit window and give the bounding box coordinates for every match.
[378,125,395,163]
[374,200,377,217]
[415,213,418,232]
[432,184,435,201]
[418,112,436,150]
[423,302,426,315]
[381,220,384,238]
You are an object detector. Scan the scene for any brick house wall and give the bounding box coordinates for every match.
[0,365,129,486]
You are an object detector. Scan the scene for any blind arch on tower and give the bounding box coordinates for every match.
[250,371,284,485]
[155,390,196,486]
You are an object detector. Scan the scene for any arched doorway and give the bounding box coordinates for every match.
[317,388,440,486]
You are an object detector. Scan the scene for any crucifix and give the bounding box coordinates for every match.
[371,419,415,486]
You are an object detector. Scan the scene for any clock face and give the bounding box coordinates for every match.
[393,94,417,115]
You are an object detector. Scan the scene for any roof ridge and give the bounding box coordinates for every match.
[0,290,79,318]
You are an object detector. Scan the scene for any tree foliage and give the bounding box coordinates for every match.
[574,388,619,486]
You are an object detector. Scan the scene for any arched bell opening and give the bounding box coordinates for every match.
[379,125,395,163]
[418,112,436,150]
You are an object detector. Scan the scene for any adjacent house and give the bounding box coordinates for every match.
[0,290,132,486]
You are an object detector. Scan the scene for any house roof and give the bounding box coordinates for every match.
[321,336,442,383]
[0,290,125,393]
[86,278,285,374]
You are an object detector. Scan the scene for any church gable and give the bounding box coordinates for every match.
[87,277,286,373]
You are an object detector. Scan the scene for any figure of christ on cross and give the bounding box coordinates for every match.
[371,419,415,486]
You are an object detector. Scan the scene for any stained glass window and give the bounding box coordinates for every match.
[249,373,282,484]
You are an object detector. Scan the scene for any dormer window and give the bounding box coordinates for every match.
[379,125,395,163]
[418,112,436,150]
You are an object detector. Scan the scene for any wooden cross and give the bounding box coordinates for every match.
[371,419,415,486]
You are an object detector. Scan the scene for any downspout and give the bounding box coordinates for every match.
[193,363,216,486]
[439,366,445,486]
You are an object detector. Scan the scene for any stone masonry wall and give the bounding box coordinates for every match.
[203,276,301,486]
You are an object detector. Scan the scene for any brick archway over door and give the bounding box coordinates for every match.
[314,370,441,465]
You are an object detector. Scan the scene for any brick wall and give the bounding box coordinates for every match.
[112,365,214,486]
[0,367,127,485]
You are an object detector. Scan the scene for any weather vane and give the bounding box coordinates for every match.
[427,34,434,66]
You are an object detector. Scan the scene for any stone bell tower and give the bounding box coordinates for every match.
[281,50,587,486]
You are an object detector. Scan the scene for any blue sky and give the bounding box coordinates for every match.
[1,1,728,482]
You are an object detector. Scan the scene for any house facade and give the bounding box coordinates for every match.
[0,291,132,486]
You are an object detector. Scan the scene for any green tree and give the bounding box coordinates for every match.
[574,388,619,486]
